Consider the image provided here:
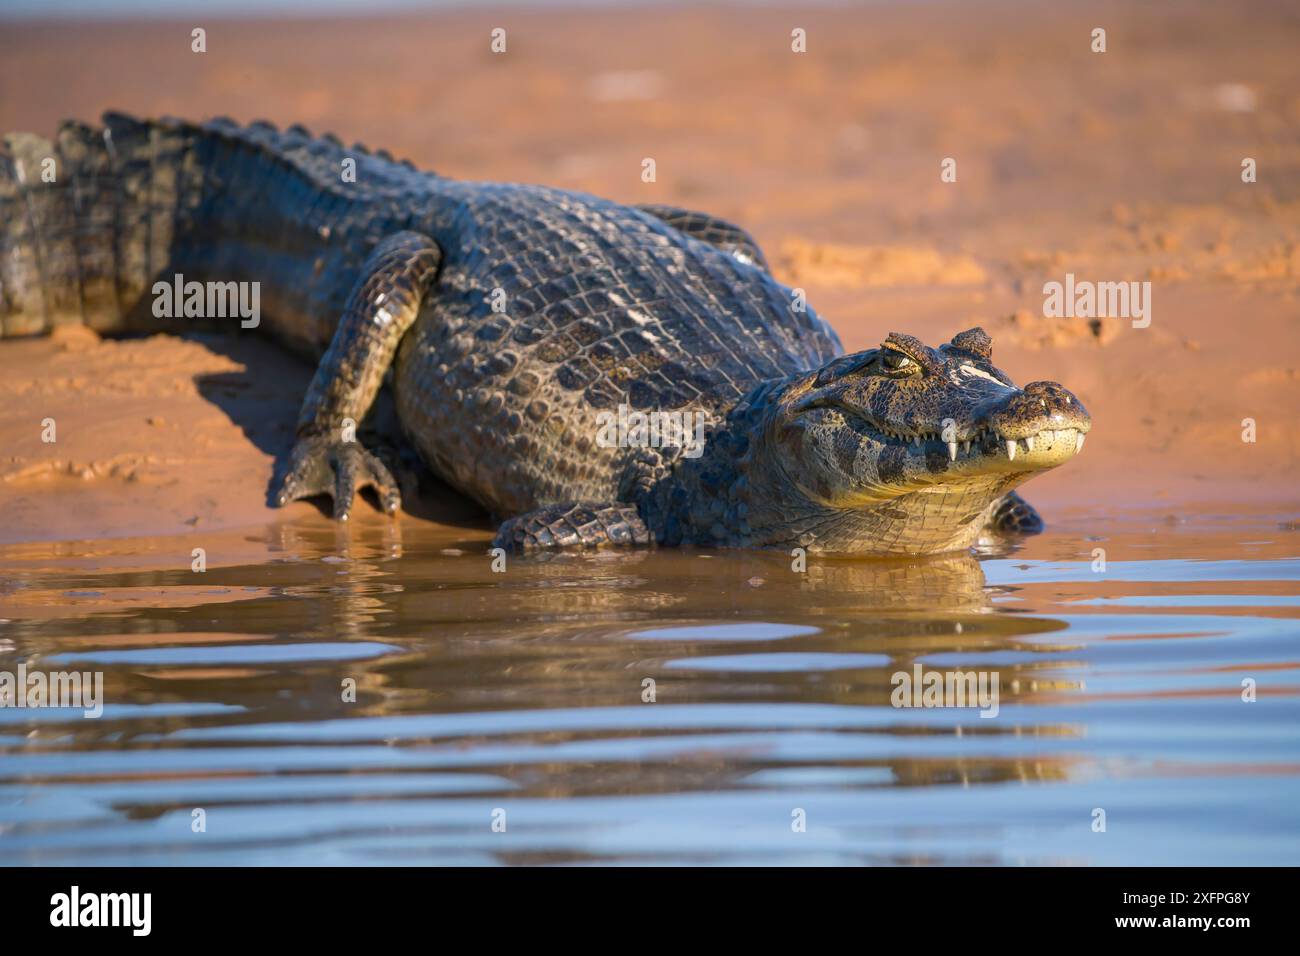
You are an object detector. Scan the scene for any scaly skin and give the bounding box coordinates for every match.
[1,113,1090,555]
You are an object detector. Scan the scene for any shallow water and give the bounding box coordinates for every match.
[1,513,1297,865]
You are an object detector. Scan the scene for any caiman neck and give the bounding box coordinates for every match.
[637,375,822,549]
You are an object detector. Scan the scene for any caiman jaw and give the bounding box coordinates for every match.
[865,421,1087,470]
[792,390,1088,481]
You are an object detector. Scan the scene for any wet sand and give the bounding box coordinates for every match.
[1,0,1298,540]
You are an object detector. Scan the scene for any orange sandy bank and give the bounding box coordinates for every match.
[1,1,1297,543]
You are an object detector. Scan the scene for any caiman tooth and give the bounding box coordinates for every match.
[1076,433,1086,454]
[1024,434,1035,452]
[947,441,958,461]
[962,440,971,454]
[1005,439,1017,461]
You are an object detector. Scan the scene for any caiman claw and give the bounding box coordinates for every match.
[274,432,401,521]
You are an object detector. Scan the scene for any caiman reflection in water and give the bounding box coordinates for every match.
[2,515,1296,865]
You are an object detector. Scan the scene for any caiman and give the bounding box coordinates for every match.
[0,113,1090,554]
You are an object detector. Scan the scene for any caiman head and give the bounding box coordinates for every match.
[744,327,1090,554]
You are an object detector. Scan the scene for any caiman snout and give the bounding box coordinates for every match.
[975,381,1091,467]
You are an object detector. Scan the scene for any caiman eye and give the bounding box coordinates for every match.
[881,350,914,372]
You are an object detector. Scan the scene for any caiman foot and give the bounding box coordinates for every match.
[274,432,401,521]
[987,490,1044,535]
[492,503,652,554]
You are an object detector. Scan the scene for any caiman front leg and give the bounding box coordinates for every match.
[274,231,442,520]
[493,504,652,554]
[987,490,1044,535]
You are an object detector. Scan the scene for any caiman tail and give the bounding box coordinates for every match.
[0,112,405,354]
[0,114,206,339]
